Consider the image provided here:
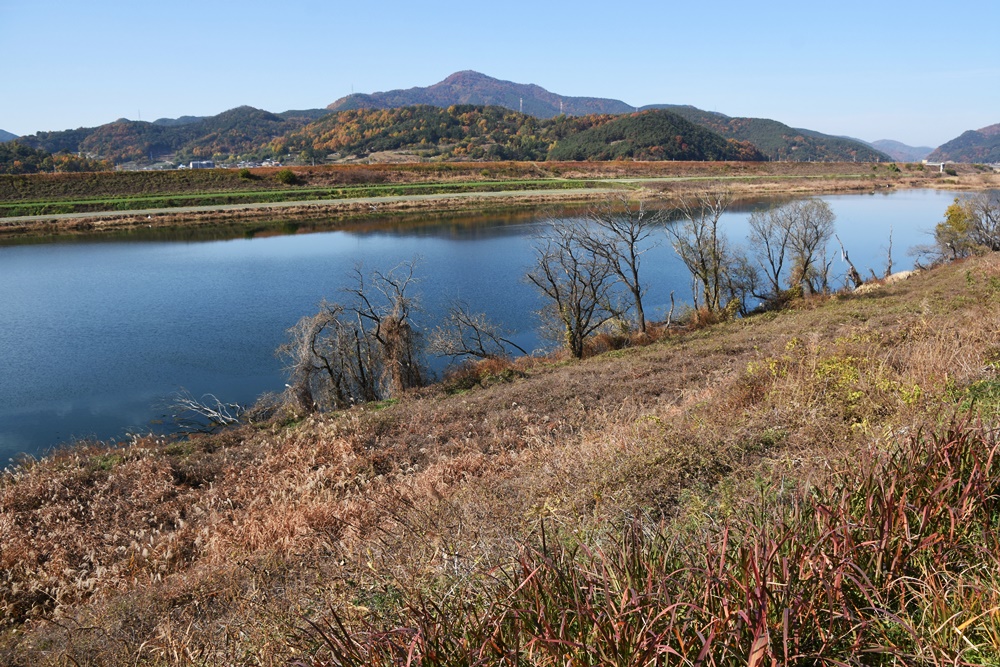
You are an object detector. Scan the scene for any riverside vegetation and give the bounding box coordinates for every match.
[3,160,995,241]
[3,191,1000,664]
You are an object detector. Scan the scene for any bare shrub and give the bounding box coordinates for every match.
[427,300,527,361]
[279,262,423,412]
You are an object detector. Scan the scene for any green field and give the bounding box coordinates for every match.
[0,178,605,217]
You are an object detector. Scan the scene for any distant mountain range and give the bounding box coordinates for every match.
[329,72,888,162]
[927,123,1000,163]
[866,139,933,163]
[0,129,17,143]
[29,71,994,167]
[328,70,636,118]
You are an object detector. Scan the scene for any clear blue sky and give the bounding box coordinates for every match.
[2,0,997,147]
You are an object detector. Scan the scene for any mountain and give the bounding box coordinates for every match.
[0,129,17,143]
[327,71,636,119]
[328,71,887,162]
[867,139,933,162]
[279,105,763,162]
[643,105,889,162]
[19,106,322,163]
[927,123,1000,163]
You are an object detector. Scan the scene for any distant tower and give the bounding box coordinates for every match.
[520,98,523,113]
[560,99,563,114]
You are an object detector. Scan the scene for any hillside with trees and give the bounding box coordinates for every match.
[277,105,764,162]
[325,71,887,162]
[8,73,899,168]
[547,110,764,161]
[927,123,1000,163]
[0,141,109,174]
[0,129,16,143]
[18,106,324,164]
[645,105,889,162]
[4,187,1000,663]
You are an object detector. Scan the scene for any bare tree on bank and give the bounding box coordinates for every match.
[279,262,423,412]
[747,199,837,298]
[665,188,735,312]
[527,223,618,359]
[747,204,796,299]
[428,300,527,361]
[786,199,836,295]
[577,193,661,333]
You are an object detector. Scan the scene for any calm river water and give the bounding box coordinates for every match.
[0,189,961,460]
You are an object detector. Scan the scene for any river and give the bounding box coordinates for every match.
[0,189,961,461]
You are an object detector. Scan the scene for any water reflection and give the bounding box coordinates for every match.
[0,189,962,460]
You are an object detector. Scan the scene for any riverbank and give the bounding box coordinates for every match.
[2,161,995,239]
[3,252,1000,664]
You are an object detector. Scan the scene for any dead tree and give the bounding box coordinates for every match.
[834,235,864,289]
[578,193,660,333]
[170,389,246,432]
[527,223,618,359]
[279,262,423,412]
[666,188,734,312]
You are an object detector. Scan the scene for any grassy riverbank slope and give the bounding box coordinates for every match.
[2,161,996,239]
[3,253,1000,664]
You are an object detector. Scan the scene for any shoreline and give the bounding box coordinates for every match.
[2,162,996,240]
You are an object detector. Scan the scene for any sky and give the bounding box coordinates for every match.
[2,0,998,148]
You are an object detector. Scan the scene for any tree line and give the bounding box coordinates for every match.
[276,188,859,414]
[269,187,1000,417]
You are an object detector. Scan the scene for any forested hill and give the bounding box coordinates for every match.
[546,110,764,161]
[927,123,1000,163]
[18,106,324,164]
[644,105,889,162]
[0,141,109,174]
[0,129,17,143]
[327,70,636,119]
[275,105,765,162]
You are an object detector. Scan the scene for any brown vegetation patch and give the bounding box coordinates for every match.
[3,254,1000,663]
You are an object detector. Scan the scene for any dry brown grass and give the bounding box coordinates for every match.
[3,254,1000,664]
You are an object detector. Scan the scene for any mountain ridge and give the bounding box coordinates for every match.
[928,123,1000,163]
[0,129,17,143]
[866,139,933,162]
[328,72,888,162]
[328,70,636,118]
[641,104,890,162]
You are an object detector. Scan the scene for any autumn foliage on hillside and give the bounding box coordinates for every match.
[278,106,765,162]
[0,141,109,175]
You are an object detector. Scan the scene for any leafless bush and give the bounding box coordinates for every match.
[427,300,527,361]
[279,261,423,412]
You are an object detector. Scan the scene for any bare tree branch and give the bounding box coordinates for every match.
[170,389,245,433]
[428,300,527,361]
[527,223,618,359]
[665,188,734,312]
[578,192,661,332]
